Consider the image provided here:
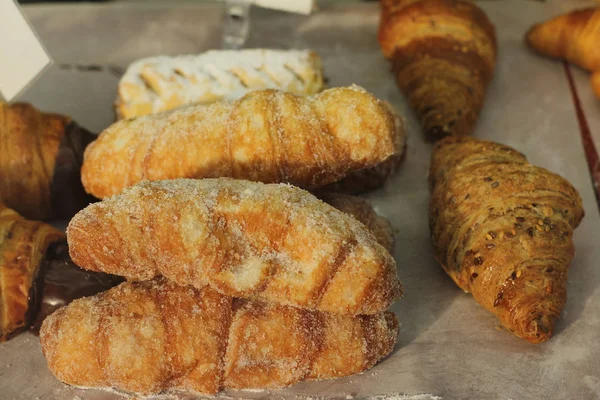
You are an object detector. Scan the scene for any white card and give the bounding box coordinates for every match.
[0,0,52,101]
[253,0,315,15]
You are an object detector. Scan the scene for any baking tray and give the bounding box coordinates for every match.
[1,1,599,399]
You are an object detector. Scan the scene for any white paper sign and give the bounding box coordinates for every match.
[253,0,315,15]
[0,0,52,101]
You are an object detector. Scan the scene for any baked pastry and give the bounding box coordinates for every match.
[40,279,399,395]
[0,203,122,341]
[320,102,406,194]
[116,49,324,119]
[67,179,402,315]
[0,102,96,220]
[82,85,400,199]
[526,7,600,99]
[592,71,600,98]
[378,0,497,140]
[429,136,584,343]
[0,204,63,341]
[321,193,394,253]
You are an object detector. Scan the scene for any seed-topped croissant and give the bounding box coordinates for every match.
[378,0,497,140]
[0,102,95,220]
[429,137,584,343]
[81,85,401,199]
[67,179,402,315]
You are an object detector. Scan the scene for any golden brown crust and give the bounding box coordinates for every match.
[40,279,399,395]
[0,204,64,341]
[378,0,497,140]
[82,85,400,199]
[67,179,402,315]
[0,103,68,220]
[526,7,600,72]
[591,70,600,99]
[320,102,406,193]
[429,136,584,343]
[320,193,395,254]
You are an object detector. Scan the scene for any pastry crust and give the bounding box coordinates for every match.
[0,204,64,341]
[321,102,406,194]
[592,71,600,99]
[378,0,497,140]
[82,85,400,199]
[115,49,325,119]
[429,136,584,343]
[0,102,95,220]
[321,193,395,254]
[526,7,600,72]
[40,279,399,395]
[67,179,402,315]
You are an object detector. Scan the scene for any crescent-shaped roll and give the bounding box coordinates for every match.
[0,204,64,341]
[429,136,584,343]
[67,179,402,315]
[81,85,400,199]
[378,0,497,140]
[40,279,399,395]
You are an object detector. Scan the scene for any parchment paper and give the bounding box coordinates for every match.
[1,2,599,399]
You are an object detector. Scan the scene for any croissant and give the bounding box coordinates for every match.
[116,49,325,119]
[526,8,600,98]
[0,204,63,340]
[378,0,497,140]
[0,102,96,220]
[321,193,394,254]
[429,137,584,343]
[526,7,600,72]
[0,203,122,341]
[593,71,600,98]
[81,85,400,199]
[40,279,398,395]
[67,179,402,315]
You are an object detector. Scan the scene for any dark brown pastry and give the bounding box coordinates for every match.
[429,136,584,343]
[378,0,497,140]
[0,102,96,220]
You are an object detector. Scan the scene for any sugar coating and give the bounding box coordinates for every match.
[39,279,400,395]
[82,85,398,199]
[116,49,324,119]
[67,178,402,315]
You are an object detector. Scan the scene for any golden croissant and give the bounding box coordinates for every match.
[526,7,600,98]
[378,0,497,140]
[429,137,584,343]
[321,193,394,254]
[0,102,95,220]
[0,203,122,341]
[40,279,399,395]
[81,85,400,199]
[67,179,402,315]
[0,204,64,341]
